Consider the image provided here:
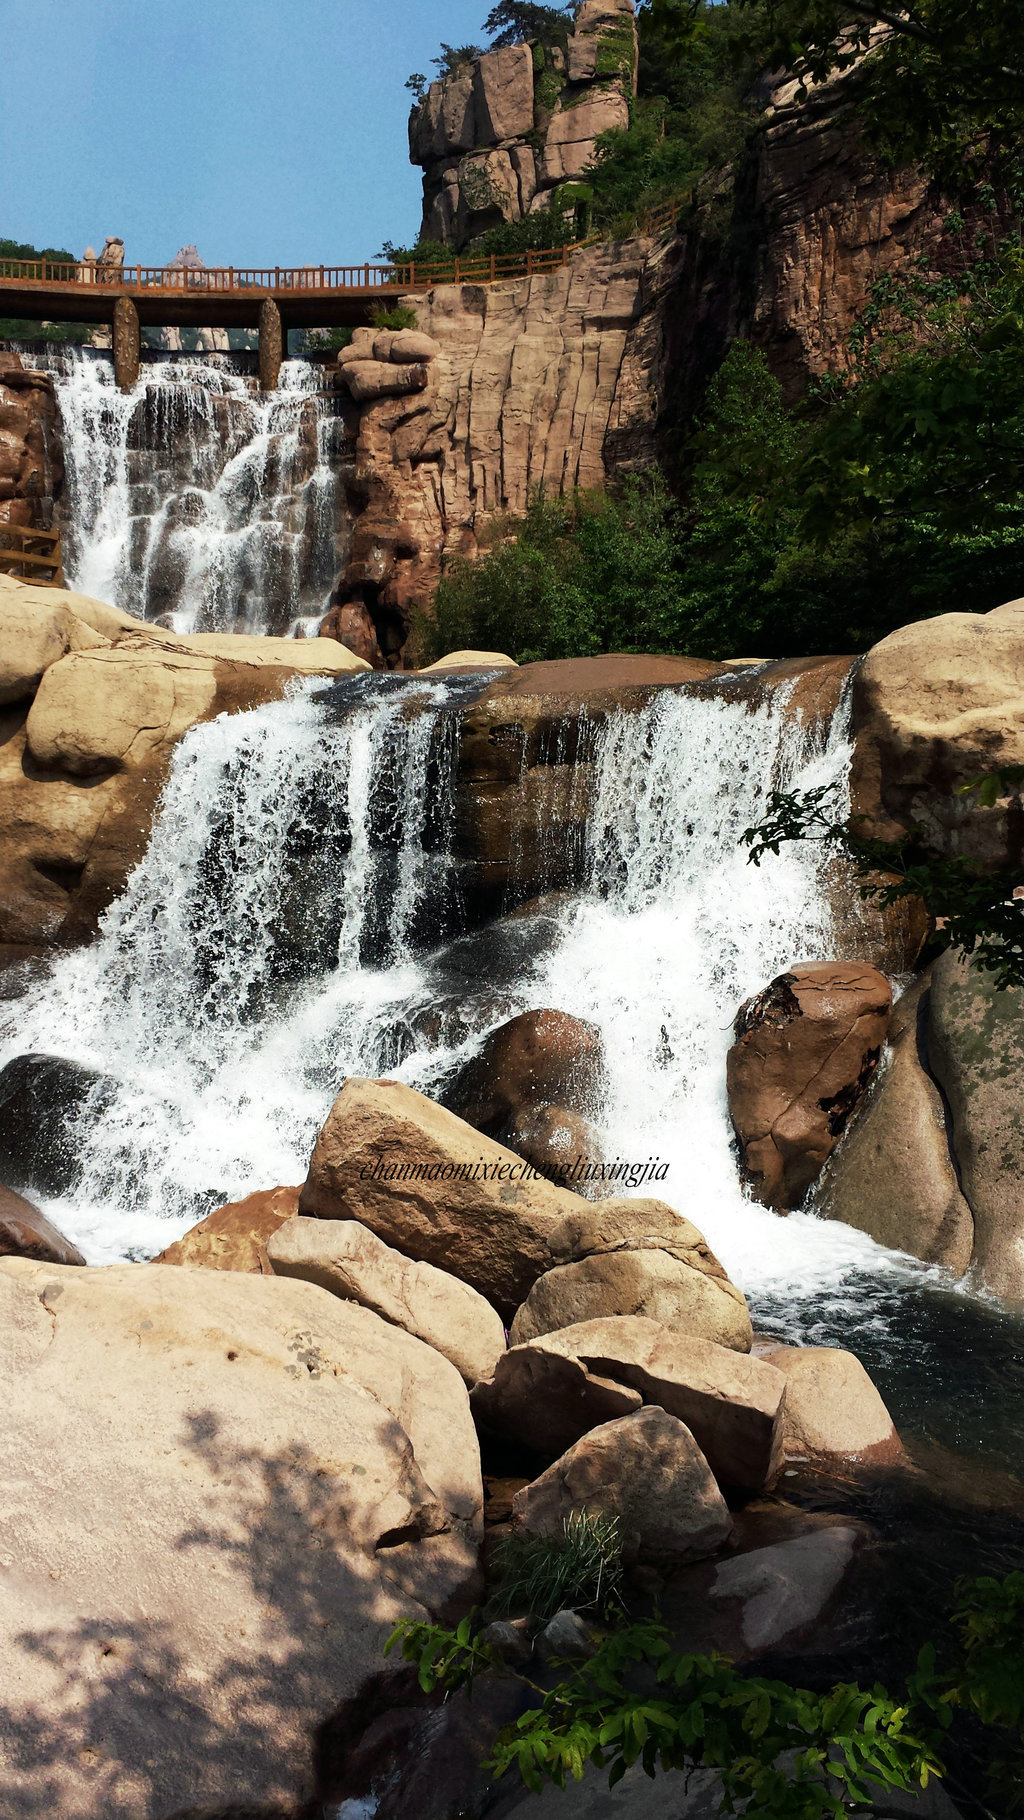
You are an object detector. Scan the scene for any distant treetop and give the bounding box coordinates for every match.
[482,3,575,49]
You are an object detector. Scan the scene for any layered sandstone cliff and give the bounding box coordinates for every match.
[325,236,665,667]
[409,0,638,246]
[0,354,64,530]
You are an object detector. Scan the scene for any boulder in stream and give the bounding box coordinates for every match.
[727,963,892,1209]
[152,1183,301,1272]
[0,1051,114,1197]
[759,1342,906,1472]
[0,1182,85,1265]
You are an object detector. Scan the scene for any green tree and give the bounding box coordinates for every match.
[483,2,573,49]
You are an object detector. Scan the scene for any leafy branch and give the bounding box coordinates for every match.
[741,778,1024,991]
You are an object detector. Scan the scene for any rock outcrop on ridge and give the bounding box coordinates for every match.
[408,0,638,247]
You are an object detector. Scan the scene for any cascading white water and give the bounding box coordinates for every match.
[0,672,934,1333]
[37,347,347,634]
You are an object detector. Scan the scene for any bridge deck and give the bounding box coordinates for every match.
[0,247,584,329]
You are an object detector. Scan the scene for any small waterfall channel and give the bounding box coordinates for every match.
[3,671,1022,1475]
[37,346,349,635]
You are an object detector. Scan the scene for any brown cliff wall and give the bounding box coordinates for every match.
[325,237,664,667]
[0,355,64,530]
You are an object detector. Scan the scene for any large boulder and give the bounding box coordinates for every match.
[471,1343,643,1455]
[0,575,369,947]
[707,1527,860,1656]
[510,1197,752,1351]
[268,1215,507,1386]
[927,951,1024,1302]
[523,1317,786,1492]
[0,1257,481,1819]
[760,1344,906,1472]
[816,975,973,1274]
[0,1051,114,1196]
[0,1182,85,1264]
[152,1183,301,1272]
[851,599,1024,871]
[503,1101,606,1192]
[511,1408,732,1564]
[727,963,892,1208]
[443,1008,604,1139]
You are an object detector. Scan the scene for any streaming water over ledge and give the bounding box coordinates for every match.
[38,347,349,634]
[3,671,1022,1477]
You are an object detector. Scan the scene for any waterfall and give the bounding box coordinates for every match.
[0,673,930,1336]
[38,347,348,635]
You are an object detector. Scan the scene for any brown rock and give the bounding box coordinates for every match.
[268,1214,507,1385]
[319,598,383,666]
[339,359,430,405]
[511,1407,732,1563]
[0,358,63,529]
[471,1344,643,1454]
[503,1101,605,1191]
[0,1257,481,1818]
[152,1184,300,1272]
[381,329,442,364]
[927,950,1024,1303]
[445,1008,604,1137]
[761,1344,906,1471]
[0,1182,85,1265]
[526,1316,785,1491]
[419,648,516,672]
[817,974,973,1274]
[727,962,893,1209]
[473,43,535,145]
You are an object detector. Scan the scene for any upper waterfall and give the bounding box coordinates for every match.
[37,346,349,636]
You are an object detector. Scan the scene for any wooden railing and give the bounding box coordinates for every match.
[0,525,64,587]
[0,245,589,295]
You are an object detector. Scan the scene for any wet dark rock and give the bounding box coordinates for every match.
[0,1052,114,1197]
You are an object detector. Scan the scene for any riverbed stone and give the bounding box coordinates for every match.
[526,1316,786,1491]
[512,1408,732,1564]
[0,1182,85,1264]
[152,1183,301,1272]
[817,974,973,1274]
[760,1343,906,1471]
[268,1214,507,1386]
[0,1257,481,1819]
[927,950,1024,1303]
[471,1342,643,1453]
[707,1526,860,1654]
[727,962,893,1209]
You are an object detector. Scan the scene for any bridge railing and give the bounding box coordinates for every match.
[0,245,587,294]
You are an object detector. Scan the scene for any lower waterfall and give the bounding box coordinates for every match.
[38,347,347,635]
[0,674,929,1323]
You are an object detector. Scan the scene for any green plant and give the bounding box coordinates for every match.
[406,72,428,103]
[483,2,573,50]
[487,1513,625,1622]
[300,325,353,353]
[432,42,484,75]
[387,1574,1024,1819]
[370,304,419,331]
[741,780,1024,990]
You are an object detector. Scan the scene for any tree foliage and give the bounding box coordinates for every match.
[386,1574,1024,1819]
[482,2,574,49]
[0,235,93,345]
[742,776,1024,989]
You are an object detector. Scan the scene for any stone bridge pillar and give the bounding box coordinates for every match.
[258,298,283,391]
[112,297,140,392]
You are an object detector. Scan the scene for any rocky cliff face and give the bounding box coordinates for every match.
[661,61,1019,414]
[326,237,664,667]
[0,354,64,530]
[410,0,638,247]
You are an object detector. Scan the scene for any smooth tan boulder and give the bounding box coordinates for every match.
[152,1184,301,1273]
[472,42,535,143]
[0,576,368,947]
[851,599,1024,871]
[528,1317,786,1492]
[377,328,442,365]
[0,1258,481,1819]
[927,951,1024,1303]
[512,1408,732,1564]
[420,649,516,672]
[298,1077,590,1321]
[509,1198,752,1352]
[761,1344,906,1471]
[510,1248,753,1353]
[817,975,973,1274]
[268,1215,506,1386]
[0,1182,85,1264]
[339,360,430,405]
[727,963,892,1209]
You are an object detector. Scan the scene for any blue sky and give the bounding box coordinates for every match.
[2,0,490,267]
